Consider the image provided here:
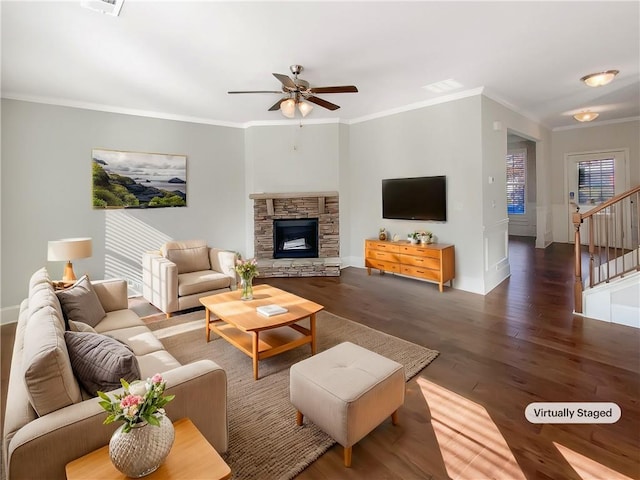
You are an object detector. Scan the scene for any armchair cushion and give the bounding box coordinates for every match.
[161,239,210,274]
[177,270,232,296]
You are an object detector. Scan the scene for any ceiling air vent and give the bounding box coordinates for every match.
[81,0,124,16]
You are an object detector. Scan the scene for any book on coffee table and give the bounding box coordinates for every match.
[256,304,288,317]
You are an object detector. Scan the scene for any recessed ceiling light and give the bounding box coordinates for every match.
[573,111,599,122]
[423,79,463,94]
[81,0,124,16]
[580,70,619,87]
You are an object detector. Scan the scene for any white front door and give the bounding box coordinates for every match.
[566,149,629,246]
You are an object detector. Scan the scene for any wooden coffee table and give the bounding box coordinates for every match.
[200,284,324,380]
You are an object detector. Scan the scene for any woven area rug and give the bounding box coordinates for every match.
[147,310,439,480]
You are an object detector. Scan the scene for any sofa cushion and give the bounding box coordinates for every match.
[94,309,145,334]
[162,240,210,274]
[56,275,106,328]
[23,306,82,416]
[177,270,232,296]
[64,331,141,396]
[105,326,166,356]
[68,320,97,333]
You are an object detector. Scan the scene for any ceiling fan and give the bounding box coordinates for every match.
[228,65,358,117]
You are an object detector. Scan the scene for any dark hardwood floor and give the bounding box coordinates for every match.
[2,237,638,479]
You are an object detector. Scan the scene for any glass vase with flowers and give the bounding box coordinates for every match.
[235,256,259,300]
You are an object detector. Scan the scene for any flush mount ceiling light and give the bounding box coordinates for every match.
[580,70,619,87]
[573,111,599,122]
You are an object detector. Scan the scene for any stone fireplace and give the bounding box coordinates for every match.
[250,191,340,277]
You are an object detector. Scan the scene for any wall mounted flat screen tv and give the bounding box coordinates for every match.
[382,175,447,221]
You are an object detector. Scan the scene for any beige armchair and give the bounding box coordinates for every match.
[142,240,237,318]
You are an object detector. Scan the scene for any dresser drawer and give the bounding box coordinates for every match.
[400,245,440,258]
[366,249,400,263]
[366,259,401,273]
[401,265,440,281]
[400,254,440,269]
[365,240,400,253]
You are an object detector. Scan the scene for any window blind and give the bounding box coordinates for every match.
[578,158,615,205]
[506,150,526,215]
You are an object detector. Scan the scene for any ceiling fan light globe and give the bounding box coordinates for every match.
[298,101,313,117]
[281,99,296,118]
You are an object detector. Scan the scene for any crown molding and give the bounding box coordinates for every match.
[347,87,486,124]
[1,92,245,129]
[552,116,640,132]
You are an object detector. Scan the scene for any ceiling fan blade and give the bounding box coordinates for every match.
[268,98,287,111]
[273,73,296,89]
[228,90,282,94]
[305,95,340,111]
[309,86,358,94]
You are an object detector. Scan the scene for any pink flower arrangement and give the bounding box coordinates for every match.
[98,374,175,433]
[235,256,259,280]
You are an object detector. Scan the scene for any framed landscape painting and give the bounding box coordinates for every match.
[92,149,187,209]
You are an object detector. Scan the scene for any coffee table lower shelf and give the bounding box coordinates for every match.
[209,321,314,379]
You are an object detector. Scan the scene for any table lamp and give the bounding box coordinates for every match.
[47,237,93,282]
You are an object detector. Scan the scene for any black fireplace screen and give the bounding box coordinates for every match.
[273,218,319,259]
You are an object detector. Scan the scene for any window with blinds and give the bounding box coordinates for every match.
[577,158,615,205]
[506,150,526,215]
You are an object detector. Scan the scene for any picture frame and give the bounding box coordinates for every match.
[92,149,187,209]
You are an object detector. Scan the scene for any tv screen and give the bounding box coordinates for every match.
[382,176,447,221]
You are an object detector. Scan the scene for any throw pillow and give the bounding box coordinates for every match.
[68,319,97,333]
[56,275,106,328]
[64,331,141,397]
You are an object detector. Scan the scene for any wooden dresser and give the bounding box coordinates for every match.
[365,239,455,292]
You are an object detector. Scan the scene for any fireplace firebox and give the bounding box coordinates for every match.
[273,218,319,259]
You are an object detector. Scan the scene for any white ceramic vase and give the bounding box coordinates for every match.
[109,414,175,478]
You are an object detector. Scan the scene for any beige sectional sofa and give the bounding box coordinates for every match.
[3,268,228,480]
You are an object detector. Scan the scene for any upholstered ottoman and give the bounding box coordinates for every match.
[290,341,405,467]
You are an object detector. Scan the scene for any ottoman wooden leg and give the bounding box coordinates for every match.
[296,411,304,426]
[391,409,399,425]
[344,446,352,467]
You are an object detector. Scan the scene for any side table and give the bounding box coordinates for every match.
[65,418,231,480]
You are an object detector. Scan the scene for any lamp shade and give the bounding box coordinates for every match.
[47,238,93,261]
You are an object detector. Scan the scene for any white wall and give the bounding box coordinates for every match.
[550,120,640,243]
[243,123,342,257]
[1,99,246,309]
[480,96,552,292]
[348,96,486,293]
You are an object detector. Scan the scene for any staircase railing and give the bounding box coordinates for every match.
[573,185,640,314]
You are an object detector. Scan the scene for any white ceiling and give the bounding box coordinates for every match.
[2,1,639,129]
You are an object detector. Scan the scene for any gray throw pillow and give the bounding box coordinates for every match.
[56,275,106,328]
[64,331,141,396]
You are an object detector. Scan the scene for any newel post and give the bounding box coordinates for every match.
[572,212,584,314]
